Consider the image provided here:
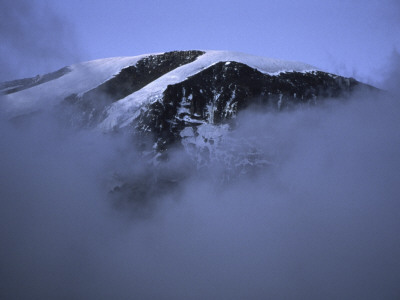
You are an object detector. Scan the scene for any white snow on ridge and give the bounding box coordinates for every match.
[202,50,317,74]
[100,51,317,130]
[2,50,317,125]
[1,54,154,116]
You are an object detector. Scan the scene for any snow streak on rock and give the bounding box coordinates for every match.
[1,50,373,174]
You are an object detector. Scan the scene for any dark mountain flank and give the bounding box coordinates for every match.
[62,51,204,126]
[1,50,376,156]
[132,60,366,151]
[0,50,379,207]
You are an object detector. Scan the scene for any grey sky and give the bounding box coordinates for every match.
[1,0,399,85]
[47,0,400,85]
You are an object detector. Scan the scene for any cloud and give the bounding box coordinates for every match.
[0,0,81,81]
[381,49,400,94]
[1,58,400,299]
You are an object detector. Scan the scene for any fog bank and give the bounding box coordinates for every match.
[1,86,400,299]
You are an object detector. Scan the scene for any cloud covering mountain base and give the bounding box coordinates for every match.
[1,85,400,299]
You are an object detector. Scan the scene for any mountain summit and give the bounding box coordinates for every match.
[1,50,371,166]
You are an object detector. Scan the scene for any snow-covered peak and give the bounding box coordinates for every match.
[200,50,317,74]
[100,51,318,129]
[1,50,317,120]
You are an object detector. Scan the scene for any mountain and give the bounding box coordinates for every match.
[1,50,373,172]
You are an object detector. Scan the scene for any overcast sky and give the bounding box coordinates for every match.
[47,0,400,86]
[1,0,399,85]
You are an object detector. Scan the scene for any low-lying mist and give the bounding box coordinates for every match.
[1,86,399,299]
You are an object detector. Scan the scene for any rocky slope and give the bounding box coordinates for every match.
[1,50,373,171]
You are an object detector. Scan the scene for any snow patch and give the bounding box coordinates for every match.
[2,55,156,116]
[3,50,318,128]
[100,51,317,130]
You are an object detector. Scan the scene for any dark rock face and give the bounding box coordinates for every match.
[1,50,376,209]
[134,61,363,151]
[0,67,71,95]
[57,51,375,155]
[0,51,379,211]
[63,50,205,126]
